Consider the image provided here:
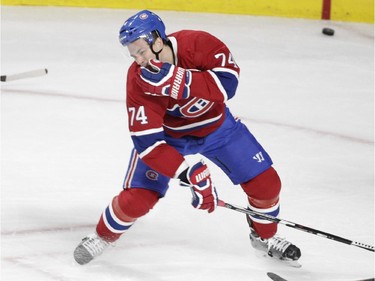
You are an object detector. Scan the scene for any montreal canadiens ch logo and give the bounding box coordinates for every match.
[180,97,214,118]
[146,170,159,181]
[140,13,148,20]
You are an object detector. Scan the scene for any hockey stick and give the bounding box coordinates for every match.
[1,68,48,82]
[218,200,374,252]
[267,272,374,281]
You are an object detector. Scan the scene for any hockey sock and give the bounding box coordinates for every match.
[241,167,281,239]
[96,188,159,242]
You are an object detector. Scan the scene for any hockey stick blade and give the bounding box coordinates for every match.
[267,272,287,281]
[267,272,374,281]
[1,68,48,82]
[218,200,374,252]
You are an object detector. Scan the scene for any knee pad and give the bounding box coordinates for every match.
[114,188,160,220]
[241,167,281,208]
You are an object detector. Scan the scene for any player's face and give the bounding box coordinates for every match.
[127,39,155,67]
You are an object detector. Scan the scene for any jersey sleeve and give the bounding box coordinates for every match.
[177,31,240,103]
[126,67,187,178]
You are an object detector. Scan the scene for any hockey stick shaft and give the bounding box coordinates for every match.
[1,68,48,82]
[218,200,374,252]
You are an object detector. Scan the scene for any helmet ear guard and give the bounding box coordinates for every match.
[139,30,163,46]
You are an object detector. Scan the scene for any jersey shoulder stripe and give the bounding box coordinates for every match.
[130,127,164,136]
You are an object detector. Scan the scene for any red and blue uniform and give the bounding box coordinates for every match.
[97,30,280,241]
[126,30,243,179]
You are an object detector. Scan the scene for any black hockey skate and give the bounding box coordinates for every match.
[249,231,301,261]
[247,215,301,264]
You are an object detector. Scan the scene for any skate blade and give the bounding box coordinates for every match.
[254,250,302,268]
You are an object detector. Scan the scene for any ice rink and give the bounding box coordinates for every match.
[1,5,374,281]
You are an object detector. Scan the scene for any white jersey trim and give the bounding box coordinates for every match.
[168,36,178,65]
[139,140,166,158]
[130,127,164,137]
[207,70,228,101]
[163,114,222,131]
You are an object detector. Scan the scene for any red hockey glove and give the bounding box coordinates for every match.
[178,161,218,213]
[138,59,192,100]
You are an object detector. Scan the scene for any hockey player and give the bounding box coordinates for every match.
[74,10,301,265]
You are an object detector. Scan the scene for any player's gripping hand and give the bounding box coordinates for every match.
[178,161,218,213]
[138,59,192,100]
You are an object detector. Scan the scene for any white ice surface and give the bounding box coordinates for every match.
[1,6,374,281]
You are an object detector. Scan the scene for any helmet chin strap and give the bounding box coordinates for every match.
[150,45,163,60]
[149,37,175,64]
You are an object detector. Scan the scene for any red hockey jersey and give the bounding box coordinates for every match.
[126,30,240,178]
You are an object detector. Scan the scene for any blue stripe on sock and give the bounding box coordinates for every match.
[104,206,133,232]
